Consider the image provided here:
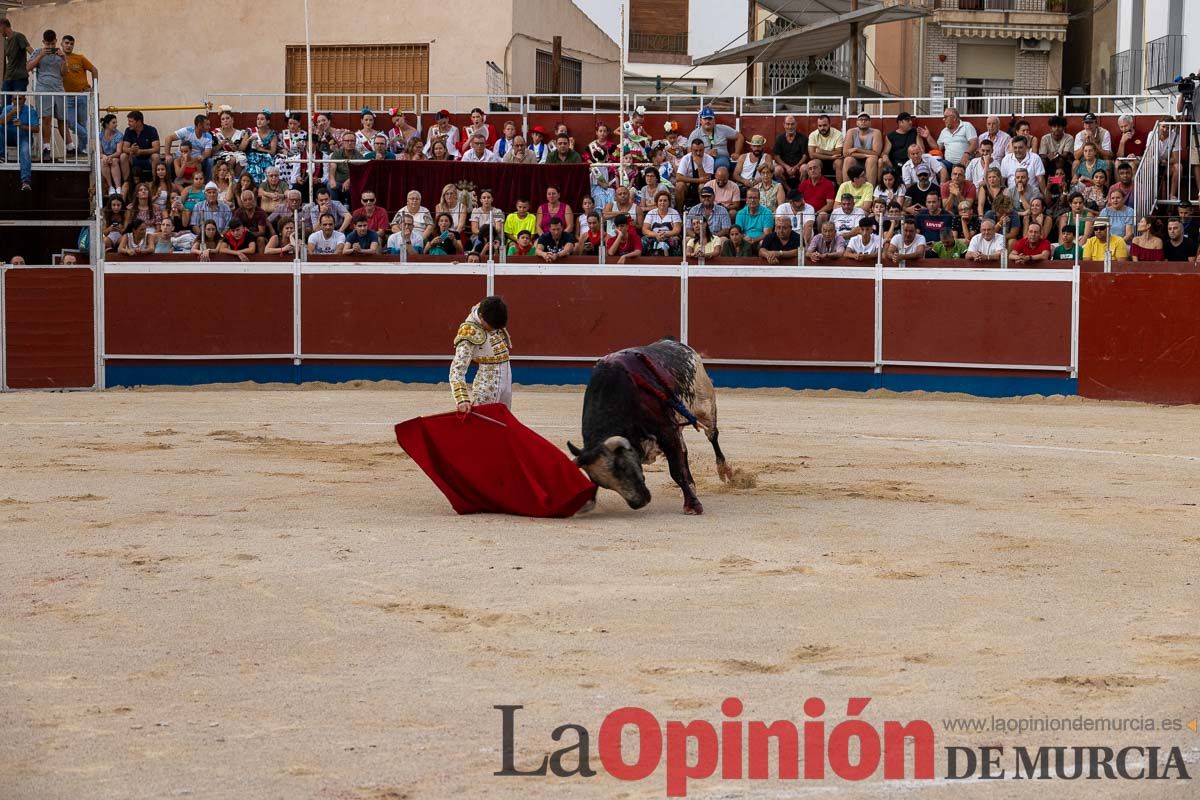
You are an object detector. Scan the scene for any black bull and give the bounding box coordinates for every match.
[568,339,732,514]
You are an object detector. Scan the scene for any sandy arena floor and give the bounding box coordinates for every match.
[1,383,1198,800]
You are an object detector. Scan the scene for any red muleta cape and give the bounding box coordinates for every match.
[395,404,597,517]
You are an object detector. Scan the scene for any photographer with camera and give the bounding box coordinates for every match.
[25,29,68,163]
[1177,71,1198,200]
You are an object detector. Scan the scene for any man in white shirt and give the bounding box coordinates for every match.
[999,135,1046,196]
[966,218,1004,262]
[1073,113,1114,161]
[774,190,816,242]
[901,143,947,188]
[307,213,346,255]
[829,193,866,240]
[978,116,1011,159]
[846,218,881,261]
[936,107,978,169]
[964,139,997,188]
[885,218,927,264]
[674,137,715,211]
[461,132,502,163]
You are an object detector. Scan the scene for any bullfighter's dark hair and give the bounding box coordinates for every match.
[479,296,508,330]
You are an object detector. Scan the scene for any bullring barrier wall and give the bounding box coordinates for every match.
[6,257,1200,404]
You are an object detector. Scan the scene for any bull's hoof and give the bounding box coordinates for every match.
[684,501,704,515]
[717,462,733,483]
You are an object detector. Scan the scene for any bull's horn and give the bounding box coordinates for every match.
[604,436,632,453]
[567,441,583,457]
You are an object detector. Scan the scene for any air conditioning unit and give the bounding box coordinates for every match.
[1019,38,1052,53]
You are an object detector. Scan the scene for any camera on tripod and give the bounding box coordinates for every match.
[1176,73,1197,98]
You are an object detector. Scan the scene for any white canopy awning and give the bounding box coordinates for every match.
[694,2,928,67]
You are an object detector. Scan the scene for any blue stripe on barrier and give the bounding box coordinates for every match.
[104,362,1077,399]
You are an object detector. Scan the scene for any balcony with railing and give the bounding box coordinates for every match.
[1110,48,1141,96]
[628,30,689,65]
[1144,34,1184,91]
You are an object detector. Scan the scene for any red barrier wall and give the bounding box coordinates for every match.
[4,267,95,389]
[1078,273,1200,404]
[688,276,874,362]
[493,274,680,357]
[105,274,293,355]
[883,280,1072,367]
[301,273,485,355]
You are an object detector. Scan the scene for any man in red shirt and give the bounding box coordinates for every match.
[352,190,390,237]
[606,213,642,264]
[796,159,836,223]
[1009,221,1052,265]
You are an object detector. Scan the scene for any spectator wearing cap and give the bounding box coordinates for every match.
[882,112,918,169]
[527,125,550,163]
[734,133,774,195]
[423,109,460,158]
[464,107,495,148]
[936,107,978,169]
[462,131,502,163]
[1039,115,1073,176]
[901,143,946,189]
[1082,218,1127,261]
[687,185,732,239]
[189,180,232,235]
[386,108,418,153]
[807,114,844,183]
[689,107,742,173]
[829,192,865,241]
[772,115,808,188]
[674,137,714,211]
[978,116,1011,159]
[843,112,882,185]
[1074,113,1114,162]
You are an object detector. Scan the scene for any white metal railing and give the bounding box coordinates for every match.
[737,96,845,117]
[1063,95,1173,116]
[1,89,94,174]
[949,94,1060,117]
[1134,120,1199,217]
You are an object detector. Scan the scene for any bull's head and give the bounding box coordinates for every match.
[567,436,651,510]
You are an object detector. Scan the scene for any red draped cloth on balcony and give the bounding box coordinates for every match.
[351,161,592,216]
[395,404,598,518]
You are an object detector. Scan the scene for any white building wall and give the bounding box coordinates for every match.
[573,0,751,96]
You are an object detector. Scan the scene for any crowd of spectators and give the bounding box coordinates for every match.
[5,15,1198,266]
[85,98,1197,265]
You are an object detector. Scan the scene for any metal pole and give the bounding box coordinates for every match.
[304,0,315,204]
[619,1,627,187]
[848,0,860,102]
